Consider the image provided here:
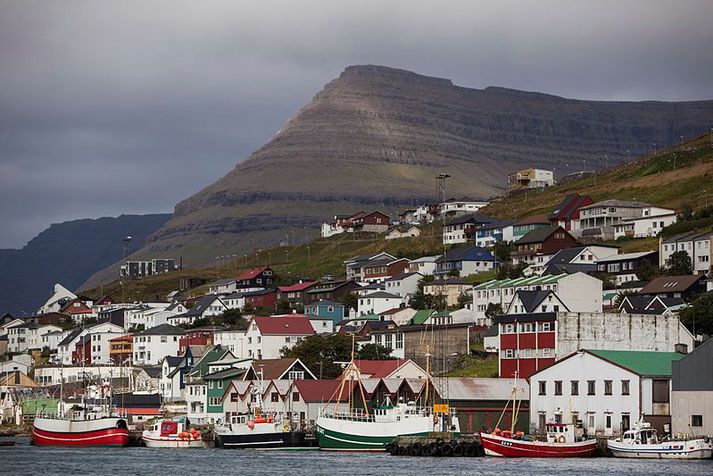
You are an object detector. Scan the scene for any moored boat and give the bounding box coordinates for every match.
[479,423,597,458]
[214,413,313,449]
[32,383,129,447]
[607,422,713,459]
[142,418,204,448]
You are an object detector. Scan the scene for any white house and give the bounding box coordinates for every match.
[307,315,334,334]
[26,324,63,351]
[408,256,439,275]
[85,322,125,364]
[8,323,62,353]
[472,272,603,324]
[213,328,246,356]
[132,324,186,366]
[577,200,675,241]
[660,231,712,275]
[529,349,685,437]
[383,272,422,300]
[440,197,489,217]
[57,328,86,365]
[385,226,421,240]
[40,330,64,352]
[169,295,228,326]
[207,278,238,295]
[357,292,404,317]
[243,315,315,360]
[37,283,77,314]
[125,303,186,330]
[613,211,677,239]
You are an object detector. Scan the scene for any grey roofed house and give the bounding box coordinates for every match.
[436,246,497,263]
[141,366,163,379]
[672,337,713,392]
[513,290,566,313]
[164,355,183,368]
[514,226,560,245]
[579,199,652,210]
[385,272,421,282]
[477,220,516,232]
[58,328,83,347]
[183,295,225,317]
[134,323,186,336]
[446,213,498,227]
[207,278,237,286]
[361,291,401,299]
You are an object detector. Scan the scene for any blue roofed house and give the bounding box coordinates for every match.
[475,220,516,248]
[305,300,345,324]
[435,246,499,278]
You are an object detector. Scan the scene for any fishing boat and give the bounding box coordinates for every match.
[607,422,713,459]
[142,418,204,448]
[33,383,129,447]
[214,370,315,449]
[480,423,597,457]
[478,379,596,458]
[316,339,459,452]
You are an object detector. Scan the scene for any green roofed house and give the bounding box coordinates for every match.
[184,346,238,424]
[410,309,436,326]
[529,348,687,438]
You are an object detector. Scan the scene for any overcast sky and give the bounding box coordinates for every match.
[1,0,712,248]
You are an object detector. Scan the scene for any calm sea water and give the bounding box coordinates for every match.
[2,437,712,475]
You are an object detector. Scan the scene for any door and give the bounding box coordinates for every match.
[621,414,631,434]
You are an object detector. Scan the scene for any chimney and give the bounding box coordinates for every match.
[674,343,688,354]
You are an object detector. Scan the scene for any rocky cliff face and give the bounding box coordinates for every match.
[121,65,713,270]
[0,213,171,314]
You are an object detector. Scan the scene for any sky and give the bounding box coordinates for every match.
[1,0,712,248]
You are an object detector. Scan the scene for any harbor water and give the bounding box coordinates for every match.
[2,437,712,475]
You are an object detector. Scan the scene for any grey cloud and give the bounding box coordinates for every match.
[1,0,712,247]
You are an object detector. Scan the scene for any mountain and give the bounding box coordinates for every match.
[94,64,713,276]
[0,213,171,315]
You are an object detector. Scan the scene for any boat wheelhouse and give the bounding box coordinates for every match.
[607,422,713,459]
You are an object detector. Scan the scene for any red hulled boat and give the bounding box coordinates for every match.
[32,383,129,447]
[480,423,597,458]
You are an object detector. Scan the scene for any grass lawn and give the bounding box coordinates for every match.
[447,354,499,378]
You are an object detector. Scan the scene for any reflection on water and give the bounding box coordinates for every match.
[2,437,712,475]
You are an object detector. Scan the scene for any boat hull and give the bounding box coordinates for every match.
[316,416,433,452]
[142,436,204,448]
[32,417,129,447]
[607,439,713,459]
[479,432,597,458]
[215,431,315,449]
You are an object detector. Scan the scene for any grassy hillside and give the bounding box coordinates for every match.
[86,134,713,303]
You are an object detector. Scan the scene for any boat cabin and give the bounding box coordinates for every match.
[545,423,578,444]
[621,424,659,445]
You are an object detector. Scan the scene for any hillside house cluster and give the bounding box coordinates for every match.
[321,211,390,238]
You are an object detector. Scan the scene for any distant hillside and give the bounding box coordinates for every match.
[84,135,713,303]
[0,213,171,315]
[124,64,713,272]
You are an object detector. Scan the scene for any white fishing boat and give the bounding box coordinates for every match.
[142,418,204,448]
[607,422,713,459]
[316,339,459,452]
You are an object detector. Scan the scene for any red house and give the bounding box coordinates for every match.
[72,335,92,365]
[243,288,278,310]
[512,226,578,266]
[548,193,593,231]
[236,267,274,289]
[277,281,318,307]
[352,211,390,233]
[178,327,220,354]
[497,313,556,379]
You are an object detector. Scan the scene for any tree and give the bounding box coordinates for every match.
[275,300,293,314]
[636,258,660,282]
[357,343,394,360]
[280,334,353,379]
[485,303,503,320]
[184,317,210,329]
[456,292,471,309]
[497,262,528,280]
[448,268,461,278]
[410,275,436,310]
[128,324,145,333]
[341,292,358,312]
[679,292,713,336]
[593,272,616,290]
[680,202,694,220]
[665,251,693,276]
[493,241,511,263]
[216,309,248,329]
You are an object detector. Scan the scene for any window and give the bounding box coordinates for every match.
[621,380,630,395]
[504,349,514,359]
[161,336,167,343]
[604,380,612,395]
[538,381,546,396]
[652,380,670,403]
[396,333,403,349]
[292,392,300,401]
[605,413,612,429]
[554,381,562,395]
[692,415,703,427]
[230,393,238,402]
[571,380,579,396]
[288,371,304,380]
[271,392,279,402]
[587,380,595,395]
[217,380,223,389]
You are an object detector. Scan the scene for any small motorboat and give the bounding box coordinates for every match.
[607,422,713,459]
[480,423,597,458]
[142,418,204,448]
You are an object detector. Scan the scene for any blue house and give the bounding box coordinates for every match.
[305,299,345,324]
[435,246,499,278]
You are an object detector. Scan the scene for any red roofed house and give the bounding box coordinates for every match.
[60,297,95,324]
[236,267,274,290]
[277,281,318,307]
[244,315,315,359]
[351,359,428,380]
[549,193,593,232]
